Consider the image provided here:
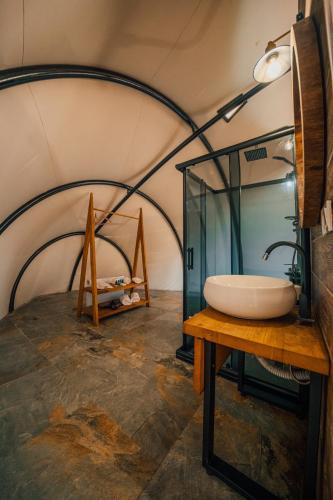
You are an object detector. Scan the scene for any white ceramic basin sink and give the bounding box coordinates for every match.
[203,275,296,320]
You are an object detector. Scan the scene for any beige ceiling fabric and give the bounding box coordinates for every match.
[0,0,298,316]
[0,82,203,316]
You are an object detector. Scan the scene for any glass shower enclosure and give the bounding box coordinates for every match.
[176,127,308,415]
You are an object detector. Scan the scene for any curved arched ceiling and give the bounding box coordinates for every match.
[0,0,296,117]
[0,0,298,316]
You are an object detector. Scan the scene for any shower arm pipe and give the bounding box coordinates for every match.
[272,155,295,167]
[8,231,132,313]
[0,179,182,253]
[68,81,270,290]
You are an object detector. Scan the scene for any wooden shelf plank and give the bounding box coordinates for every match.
[83,299,148,319]
[84,282,146,295]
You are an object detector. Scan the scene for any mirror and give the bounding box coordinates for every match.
[291,17,325,227]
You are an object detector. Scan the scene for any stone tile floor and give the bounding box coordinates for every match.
[0,290,306,499]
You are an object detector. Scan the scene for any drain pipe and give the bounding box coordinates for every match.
[256,356,310,385]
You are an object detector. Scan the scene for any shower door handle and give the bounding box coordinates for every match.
[187,247,194,270]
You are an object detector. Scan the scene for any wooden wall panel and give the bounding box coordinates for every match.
[312,232,333,292]
[311,0,333,198]
[308,0,333,498]
[312,276,333,366]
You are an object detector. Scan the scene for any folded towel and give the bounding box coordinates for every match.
[86,278,112,290]
[131,292,140,303]
[87,276,131,288]
[132,276,143,284]
[120,294,132,306]
[97,278,112,290]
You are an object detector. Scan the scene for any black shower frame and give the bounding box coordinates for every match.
[176,126,310,416]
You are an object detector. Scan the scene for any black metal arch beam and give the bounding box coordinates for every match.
[0,179,182,253]
[8,231,132,313]
[0,64,217,293]
[0,65,190,121]
[0,64,220,158]
[0,65,229,216]
[0,65,268,294]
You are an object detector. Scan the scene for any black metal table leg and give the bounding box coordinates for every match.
[237,350,246,395]
[202,340,278,500]
[303,372,323,500]
[203,340,216,467]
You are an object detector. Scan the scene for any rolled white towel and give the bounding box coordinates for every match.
[97,278,112,289]
[86,278,112,290]
[120,294,132,306]
[132,276,143,284]
[131,292,140,303]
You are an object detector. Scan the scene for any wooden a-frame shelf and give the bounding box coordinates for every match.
[77,193,150,326]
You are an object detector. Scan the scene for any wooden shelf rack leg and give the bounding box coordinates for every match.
[77,193,99,326]
[133,208,150,307]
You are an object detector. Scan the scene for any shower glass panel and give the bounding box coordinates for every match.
[241,183,296,277]
[239,137,296,278]
[177,128,306,413]
[184,157,231,319]
[239,136,298,392]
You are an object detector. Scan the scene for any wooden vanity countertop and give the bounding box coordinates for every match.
[183,307,330,376]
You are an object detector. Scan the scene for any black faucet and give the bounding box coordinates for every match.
[262,240,311,319]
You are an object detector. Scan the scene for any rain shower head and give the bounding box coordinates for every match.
[244,147,267,162]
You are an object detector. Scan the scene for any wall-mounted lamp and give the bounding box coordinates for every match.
[253,30,291,83]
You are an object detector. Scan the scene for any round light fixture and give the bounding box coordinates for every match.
[253,44,291,83]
